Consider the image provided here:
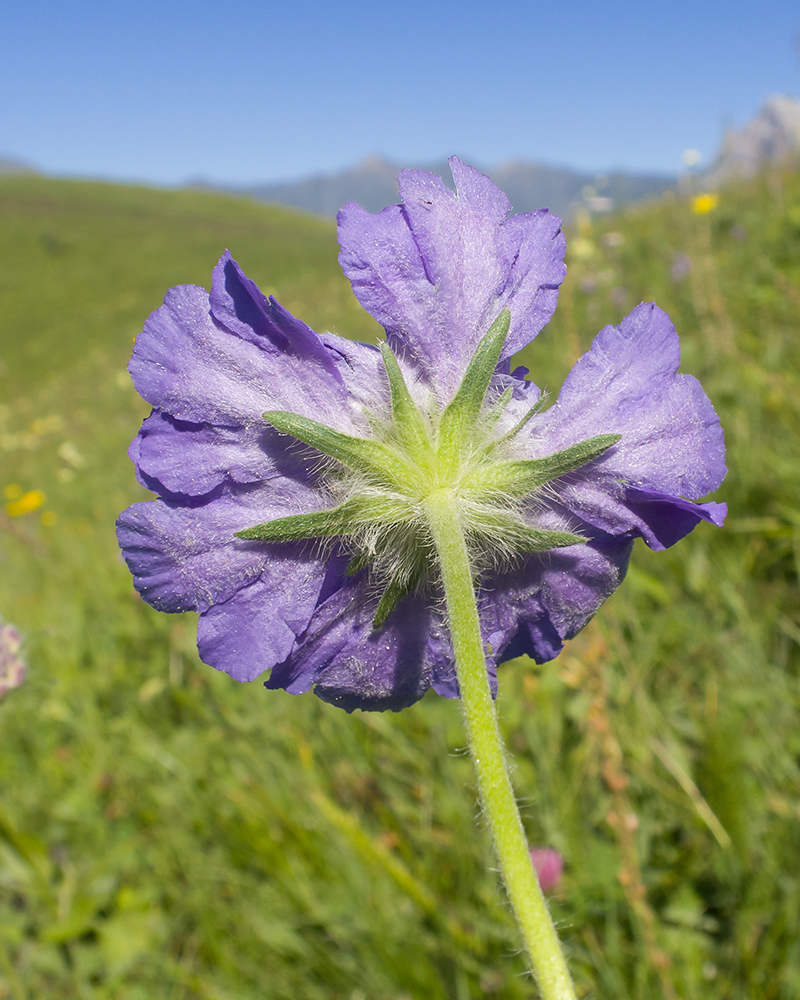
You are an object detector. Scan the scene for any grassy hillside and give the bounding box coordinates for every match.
[0,170,798,1000]
[0,176,382,393]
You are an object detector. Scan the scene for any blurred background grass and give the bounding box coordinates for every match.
[0,166,798,1000]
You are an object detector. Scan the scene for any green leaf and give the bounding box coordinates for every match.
[345,549,373,576]
[379,343,433,462]
[264,410,418,488]
[437,310,510,468]
[479,392,552,461]
[480,385,514,433]
[474,433,621,497]
[373,575,415,629]
[507,525,586,552]
[467,508,586,553]
[518,433,621,485]
[495,395,547,443]
[236,503,358,542]
[237,495,415,543]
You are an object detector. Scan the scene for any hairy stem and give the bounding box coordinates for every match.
[424,489,578,1000]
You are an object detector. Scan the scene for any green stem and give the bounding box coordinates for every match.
[424,489,578,1000]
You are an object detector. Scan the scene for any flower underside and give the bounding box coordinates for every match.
[237,311,620,628]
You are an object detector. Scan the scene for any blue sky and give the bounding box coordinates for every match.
[2,0,798,184]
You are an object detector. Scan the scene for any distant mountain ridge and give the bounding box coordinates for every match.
[219,156,674,220]
[208,94,800,217]
[0,156,37,175]
[6,94,799,215]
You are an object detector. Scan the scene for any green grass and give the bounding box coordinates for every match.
[0,168,798,999]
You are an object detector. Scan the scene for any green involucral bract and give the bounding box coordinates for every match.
[235,311,621,628]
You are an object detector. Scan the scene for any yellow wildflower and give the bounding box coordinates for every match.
[692,193,719,215]
[6,490,45,517]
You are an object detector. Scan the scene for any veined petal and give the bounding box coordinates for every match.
[268,578,437,712]
[338,157,566,401]
[528,479,727,551]
[116,481,325,614]
[523,303,726,542]
[197,568,326,683]
[133,410,318,498]
[624,487,727,550]
[318,333,386,412]
[480,532,634,665]
[129,255,367,434]
[540,302,726,495]
[209,252,342,381]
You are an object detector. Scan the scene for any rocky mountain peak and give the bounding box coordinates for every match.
[708,95,800,183]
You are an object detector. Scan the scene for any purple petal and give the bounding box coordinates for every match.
[481,535,634,665]
[338,157,565,400]
[624,487,727,550]
[132,410,318,498]
[268,578,438,712]
[317,333,386,412]
[116,482,325,614]
[209,252,342,383]
[196,564,327,683]
[524,303,726,542]
[541,302,726,495]
[129,255,367,433]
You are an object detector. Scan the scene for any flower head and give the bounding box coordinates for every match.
[117,158,726,712]
[0,621,25,699]
[6,488,45,517]
[529,848,564,893]
[692,193,719,215]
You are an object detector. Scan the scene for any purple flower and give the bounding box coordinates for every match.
[0,621,25,699]
[671,252,692,282]
[117,158,726,712]
[529,848,564,893]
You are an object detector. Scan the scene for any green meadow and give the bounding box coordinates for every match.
[0,167,798,1000]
